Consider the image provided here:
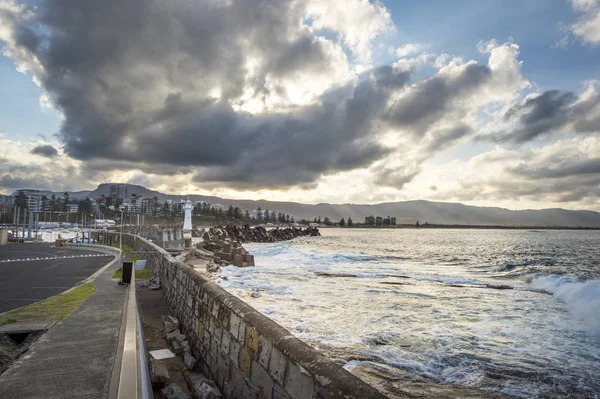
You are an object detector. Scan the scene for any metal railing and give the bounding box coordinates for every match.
[116,260,153,399]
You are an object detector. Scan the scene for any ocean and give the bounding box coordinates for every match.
[218,228,600,398]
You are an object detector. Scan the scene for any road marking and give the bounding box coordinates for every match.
[0,254,111,263]
[0,298,42,301]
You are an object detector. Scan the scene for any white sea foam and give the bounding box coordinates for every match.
[529,275,600,334]
[222,230,600,398]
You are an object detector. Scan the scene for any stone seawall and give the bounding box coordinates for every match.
[121,233,386,399]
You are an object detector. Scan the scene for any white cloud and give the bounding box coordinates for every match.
[394,43,428,58]
[570,0,600,44]
[304,0,394,66]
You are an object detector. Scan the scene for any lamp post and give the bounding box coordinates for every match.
[119,206,124,269]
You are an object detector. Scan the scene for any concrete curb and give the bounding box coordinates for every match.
[66,242,121,255]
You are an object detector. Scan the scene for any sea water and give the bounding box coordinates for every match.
[218,228,600,398]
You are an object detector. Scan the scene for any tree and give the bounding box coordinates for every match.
[41,195,48,212]
[234,207,242,219]
[339,218,345,227]
[227,205,234,218]
[62,192,70,212]
[285,214,290,223]
[79,198,93,215]
[49,194,57,212]
[323,216,330,225]
[347,217,353,227]
[14,191,28,209]
[257,207,263,220]
[290,217,295,224]
[244,209,250,219]
[162,201,171,217]
[317,216,321,224]
[270,211,276,223]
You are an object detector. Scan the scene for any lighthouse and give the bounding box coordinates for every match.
[183,198,193,245]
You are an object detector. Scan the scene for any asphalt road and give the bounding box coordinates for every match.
[0,243,114,313]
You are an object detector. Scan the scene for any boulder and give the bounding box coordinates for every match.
[162,315,180,334]
[172,339,183,355]
[162,383,191,399]
[166,329,186,344]
[233,254,244,267]
[184,352,196,370]
[149,358,171,387]
[182,370,221,399]
[181,340,191,355]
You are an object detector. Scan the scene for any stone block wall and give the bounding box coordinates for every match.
[122,234,386,399]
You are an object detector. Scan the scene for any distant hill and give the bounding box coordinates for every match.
[62,183,600,227]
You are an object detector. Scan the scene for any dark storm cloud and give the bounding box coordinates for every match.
[446,149,600,205]
[496,89,600,144]
[0,174,50,190]
[1,0,419,188]
[371,62,492,190]
[384,63,492,134]
[2,0,511,191]
[31,144,59,157]
[423,124,472,153]
[509,158,600,179]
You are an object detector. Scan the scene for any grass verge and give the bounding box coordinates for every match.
[0,284,96,327]
[107,243,142,263]
[112,268,151,280]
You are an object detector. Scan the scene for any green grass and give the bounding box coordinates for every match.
[112,268,151,279]
[107,243,142,263]
[0,284,96,327]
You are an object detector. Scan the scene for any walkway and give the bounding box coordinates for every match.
[0,255,127,399]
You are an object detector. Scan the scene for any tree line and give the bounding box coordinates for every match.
[307,215,397,227]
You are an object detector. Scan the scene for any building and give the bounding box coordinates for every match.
[12,189,45,212]
[94,219,116,228]
[121,197,138,213]
[0,194,13,206]
[139,197,158,215]
[110,184,128,199]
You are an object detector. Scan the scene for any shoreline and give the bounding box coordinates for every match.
[321,224,600,230]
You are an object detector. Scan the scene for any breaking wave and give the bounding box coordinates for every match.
[529,275,600,334]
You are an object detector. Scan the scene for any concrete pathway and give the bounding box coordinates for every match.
[0,256,126,399]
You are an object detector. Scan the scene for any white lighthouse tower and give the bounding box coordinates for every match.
[183,198,193,241]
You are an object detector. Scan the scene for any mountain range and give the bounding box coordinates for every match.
[41,183,600,227]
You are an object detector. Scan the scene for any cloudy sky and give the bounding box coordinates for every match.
[0,0,599,210]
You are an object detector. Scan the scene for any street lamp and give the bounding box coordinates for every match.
[119,206,125,269]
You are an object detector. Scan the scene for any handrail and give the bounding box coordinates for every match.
[117,267,138,399]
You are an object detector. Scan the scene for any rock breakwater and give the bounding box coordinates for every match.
[221,224,320,243]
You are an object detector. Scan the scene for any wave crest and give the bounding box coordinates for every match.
[529,275,600,334]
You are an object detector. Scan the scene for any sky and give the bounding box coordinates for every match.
[0,0,599,210]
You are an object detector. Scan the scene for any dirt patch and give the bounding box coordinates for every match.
[0,331,43,376]
[136,279,190,398]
